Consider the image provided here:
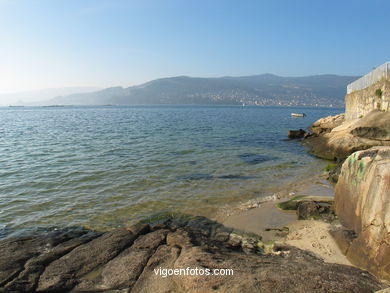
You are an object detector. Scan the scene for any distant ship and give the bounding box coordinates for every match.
[291,113,305,117]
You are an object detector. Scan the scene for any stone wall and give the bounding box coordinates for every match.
[334,147,390,280]
[345,78,390,120]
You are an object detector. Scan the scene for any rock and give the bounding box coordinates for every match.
[0,227,99,292]
[304,111,390,160]
[327,160,344,183]
[330,228,357,255]
[264,227,289,238]
[297,201,321,220]
[288,129,306,139]
[309,113,345,135]
[351,126,389,140]
[37,227,149,292]
[376,288,390,293]
[0,216,385,292]
[296,201,335,222]
[334,147,390,281]
[76,229,168,291]
[277,195,333,210]
[277,196,335,222]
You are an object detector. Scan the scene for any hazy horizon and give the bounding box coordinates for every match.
[0,72,360,106]
[0,71,359,94]
[0,73,357,107]
[0,86,101,106]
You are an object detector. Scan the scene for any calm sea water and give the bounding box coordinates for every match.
[0,105,342,234]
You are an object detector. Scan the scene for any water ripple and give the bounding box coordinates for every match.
[0,105,342,232]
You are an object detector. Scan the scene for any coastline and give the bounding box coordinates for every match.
[0,145,387,291]
[1,109,389,292]
[215,171,333,221]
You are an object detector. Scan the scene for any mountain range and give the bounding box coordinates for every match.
[22,74,361,107]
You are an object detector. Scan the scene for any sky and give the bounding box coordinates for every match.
[0,0,389,94]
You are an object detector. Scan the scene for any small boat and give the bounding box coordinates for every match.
[291,113,305,117]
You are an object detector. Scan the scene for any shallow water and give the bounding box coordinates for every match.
[0,105,342,233]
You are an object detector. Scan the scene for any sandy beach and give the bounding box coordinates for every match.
[222,174,352,266]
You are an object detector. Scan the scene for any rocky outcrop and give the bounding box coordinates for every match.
[0,216,384,292]
[309,113,345,135]
[304,111,390,160]
[334,147,390,281]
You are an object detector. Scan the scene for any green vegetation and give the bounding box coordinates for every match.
[277,195,305,210]
[231,230,262,241]
[375,88,383,98]
[375,89,383,109]
[324,163,337,172]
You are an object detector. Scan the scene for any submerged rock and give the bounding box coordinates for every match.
[0,216,385,292]
[288,129,306,139]
[238,153,277,164]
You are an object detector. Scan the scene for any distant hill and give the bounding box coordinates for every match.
[0,87,100,106]
[47,74,359,107]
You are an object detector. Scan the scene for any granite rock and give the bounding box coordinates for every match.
[334,147,390,281]
[0,216,385,292]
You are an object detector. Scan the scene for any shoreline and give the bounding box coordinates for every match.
[0,142,388,292]
[1,108,389,291]
[0,154,332,238]
[220,172,353,266]
[214,171,333,221]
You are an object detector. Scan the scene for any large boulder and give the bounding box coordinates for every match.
[304,111,390,160]
[334,147,390,281]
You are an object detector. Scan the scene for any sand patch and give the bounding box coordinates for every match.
[285,220,351,266]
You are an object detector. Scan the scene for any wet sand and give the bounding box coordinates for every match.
[222,175,351,265]
[223,200,296,242]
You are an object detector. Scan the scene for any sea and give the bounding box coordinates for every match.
[0,105,342,236]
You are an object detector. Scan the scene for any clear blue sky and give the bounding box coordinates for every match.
[0,0,389,93]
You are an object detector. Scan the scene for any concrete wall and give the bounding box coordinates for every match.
[347,62,390,94]
[345,78,390,120]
